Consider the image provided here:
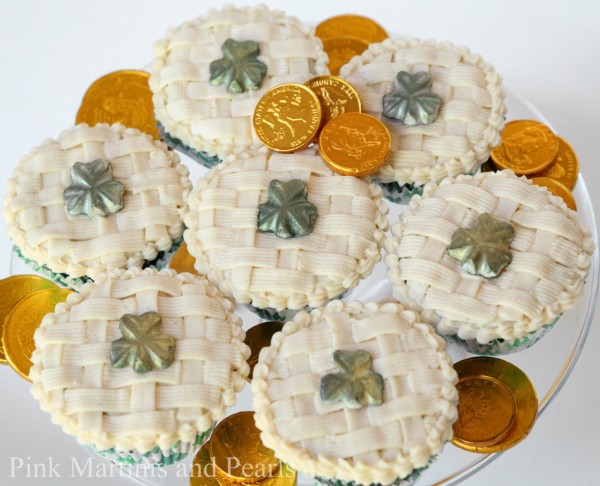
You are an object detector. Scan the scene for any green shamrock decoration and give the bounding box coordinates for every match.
[320,350,384,409]
[209,38,268,94]
[63,159,124,218]
[448,213,515,279]
[258,179,318,239]
[382,71,442,125]
[111,311,175,374]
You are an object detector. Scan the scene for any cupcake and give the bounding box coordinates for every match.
[183,146,389,321]
[30,267,250,466]
[3,123,191,288]
[150,4,329,167]
[385,170,594,355]
[252,300,458,485]
[341,38,506,203]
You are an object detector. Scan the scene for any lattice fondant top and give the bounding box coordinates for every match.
[150,4,329,160]
[385,170,595,343]
[252,300,458,484]
[341,38,506,186]
[30,267,250,453]
[183,147,390,311]
[3,124,191,280]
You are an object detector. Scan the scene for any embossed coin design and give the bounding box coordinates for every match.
[244,321,284,382]
[169,242,200,275]
[190,440,296,486]
[531,136,579,189]
[531,177,577,211]
[253,83,322,153]
[322,37,370,76]
[315,15,388,44]
[76,70,159,138]
[453,375,517,448]
[210,411,281,483]
[3,288,72,381]
[491,120,558,174]
[0,275,58,364]
[319,112,391,177]
[306,75,362,127]
[451,357,538,453]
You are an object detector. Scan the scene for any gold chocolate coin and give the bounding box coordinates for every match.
[2,288,72,381]
[451,357,538,453]
[0,275,58,364]
[76,70,159,139]
[190,440,296,486]
[253,83,322,153]
[530,177,577,211]
[453,375,517,448]
[531,136,579,189]
[316,15,388,44]
[322,37,370,76]
[210,411,281,483]
[169,242,200,275]
[319,112,391,177]
[306,75,362,128]
[244,321,284,382]
[491,120,558,174]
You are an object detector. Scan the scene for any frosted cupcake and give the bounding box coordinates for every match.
[183,147,389,321]
[3,123,191,288]
[252,300,458,486]
[30,267,250,466]
[385,170,594,355]
[341,38,506,203]
[150,4,328,167]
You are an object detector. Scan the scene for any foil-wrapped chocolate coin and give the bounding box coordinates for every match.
[451,357,538,453]
[319,112,391,177]
[253,84,322,153]
[306,76,361,128]
[190,440,297,486]
[169,242,199,275]
[210,411,281,483]
[531,177,577,211]
[0,275,58,365]
[531,136,579,189]
[315,15,388,44]
[244,321,284,382]
[76,70,159,139]
[322,37,370,76]
[491,120,558,174]
[2,288,72,381]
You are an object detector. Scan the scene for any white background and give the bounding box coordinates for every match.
[1,1,599,485]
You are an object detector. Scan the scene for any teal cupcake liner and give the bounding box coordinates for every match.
[247,290,352,322]
[313,455,434,486]
[157,122,221,168]
[375,181,423,205]
[13,245,90,289]
[442,316,560,356]
[95,427,213,467]
[13,237,183,290]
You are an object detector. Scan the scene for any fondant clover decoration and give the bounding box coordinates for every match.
[320,349,384,409]
[209,38,268,94]
[63,159,124,218]
[382,71,442,125]
[448,213,515,279]
[258,179,318,239]
[111,311,175,374]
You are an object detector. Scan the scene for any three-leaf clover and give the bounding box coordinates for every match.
[209,38,268,94]
[257,179,318,239]
[63,159,124,218]
[448,213,515,279]
[382,71,442,125]
[110,311,175,374]
[320,350,384,409]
